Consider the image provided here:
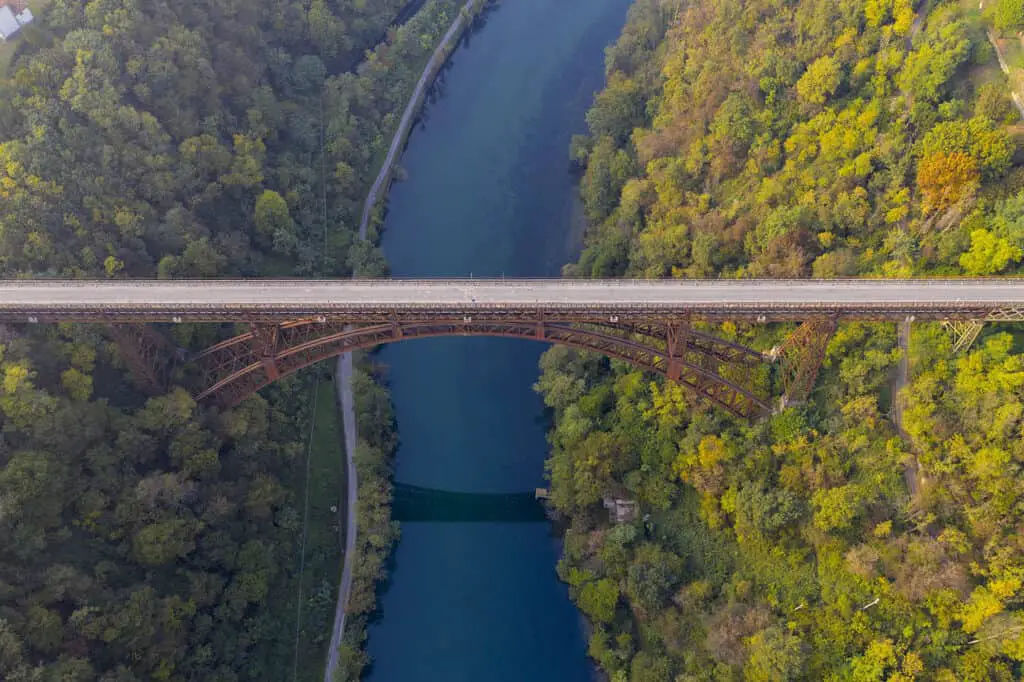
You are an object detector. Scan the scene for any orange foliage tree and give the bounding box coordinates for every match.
[916,151,980,214]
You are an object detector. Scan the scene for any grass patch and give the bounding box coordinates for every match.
[0,40,17,78]
[294,376,347,682]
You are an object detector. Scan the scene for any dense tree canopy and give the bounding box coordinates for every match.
[547,0,1024,679]
[0,0,462,679]
[0,0,460,280]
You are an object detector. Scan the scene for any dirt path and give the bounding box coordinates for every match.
[893,320,921,500]
[323,354,359,682]
[986,30,1024,119]
[325,3,478,680]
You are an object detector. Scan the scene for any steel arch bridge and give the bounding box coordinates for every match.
[4,277,1024,418]
[189,317,786,418]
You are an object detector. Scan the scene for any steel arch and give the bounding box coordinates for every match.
[191,319,772,418]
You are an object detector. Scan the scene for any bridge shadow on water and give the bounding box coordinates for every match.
[392,483,547,523]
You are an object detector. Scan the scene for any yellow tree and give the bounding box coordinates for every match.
[916,151,979,214]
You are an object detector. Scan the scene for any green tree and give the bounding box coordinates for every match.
[960,228,1023,274]
[897,18,971,102]
[744,627,806,682]
[347,241,390,278]
[133,519,198,566]
[581,136,636,223]
[975,82,1018,124]
[586,76,646,144]
[254,190,296,255]
[994,0,1024,33]
[578,578,620,624]
[797,56,842,105]
[920,117,1013,178]
[811,485,865,533]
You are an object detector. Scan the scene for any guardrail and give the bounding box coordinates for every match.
[1,277,1024,287]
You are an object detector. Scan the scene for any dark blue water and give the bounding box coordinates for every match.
[367,1,631,679]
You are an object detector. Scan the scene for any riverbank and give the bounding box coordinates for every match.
[326,2,488,680]
[358,0,488,240]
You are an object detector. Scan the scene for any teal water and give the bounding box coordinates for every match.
[366,1,631,680]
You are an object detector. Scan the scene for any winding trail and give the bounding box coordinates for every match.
[323,352,357,682]
[326,2,477,680]
[985,27,1024,119]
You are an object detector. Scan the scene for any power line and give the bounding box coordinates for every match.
[293,75,331,682]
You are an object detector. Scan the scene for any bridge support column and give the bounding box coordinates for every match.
[107,324,174,396]
[664,321,690,382]
[249,323,281,380]
[943,320,984,354]
[773,317,837,407]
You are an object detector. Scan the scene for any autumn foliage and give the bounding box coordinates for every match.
[554,0,1024,679]
[916,151,980,213]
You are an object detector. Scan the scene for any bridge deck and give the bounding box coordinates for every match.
[1,279,1023,322]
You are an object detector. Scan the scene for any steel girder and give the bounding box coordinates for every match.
[941,304,1024,355]
[191,318,773,418]
[14,305,1024,325]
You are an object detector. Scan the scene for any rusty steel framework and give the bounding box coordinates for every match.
[13,278,1023,417]
[769,317,839,406]
[107,324,176,396]
[190,317,777,418]
[943,320,985,354]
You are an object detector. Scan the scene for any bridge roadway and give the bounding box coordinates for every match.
[1,278,1024,322]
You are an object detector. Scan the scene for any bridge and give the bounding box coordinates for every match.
[2,278,1023,417]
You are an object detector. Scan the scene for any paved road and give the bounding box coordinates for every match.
[3,279,1024,320]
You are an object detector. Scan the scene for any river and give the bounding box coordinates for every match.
[365,1,631,680]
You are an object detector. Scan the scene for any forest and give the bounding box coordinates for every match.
[7,0,1024,679]
[0,0,461,679]
[544,0,1024,679]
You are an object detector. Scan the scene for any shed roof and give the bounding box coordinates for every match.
[0,6,20,40]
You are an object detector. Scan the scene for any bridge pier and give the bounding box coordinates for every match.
[943,319,984,354]
[107,324,176,396]
[664,321,689,382]
[249,323,281,380]
[773,317,838,406]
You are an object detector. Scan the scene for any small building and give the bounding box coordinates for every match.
[603,497,638,524]
[15,8,32,26]
[0,6,20,40]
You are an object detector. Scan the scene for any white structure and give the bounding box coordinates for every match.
[16,8,32,26]
[0,6,20,40]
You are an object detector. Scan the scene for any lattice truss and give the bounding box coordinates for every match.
[107,312,854,419]
[106,324,178,395]
[190,317,778,418]
[943,320,985,355]
[941,305,1024,354]
[939,305,1024,354]
[769,317,838,406]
